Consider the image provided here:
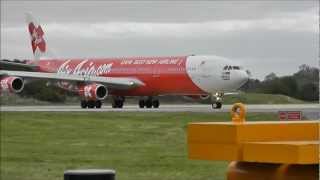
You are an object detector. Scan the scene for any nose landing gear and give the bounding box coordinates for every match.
[211,92,223,109]
[212,102,222,109]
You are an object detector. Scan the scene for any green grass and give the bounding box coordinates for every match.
[223,93,306,104]
[0,112,277,180]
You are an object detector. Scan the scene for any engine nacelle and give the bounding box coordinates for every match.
[0,76,24,93]
[199,94,211,100]
[78,83,108,100]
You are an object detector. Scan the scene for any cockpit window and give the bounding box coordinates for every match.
[233,66,240,70]
[224,65,242,70]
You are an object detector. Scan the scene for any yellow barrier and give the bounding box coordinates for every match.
[243,141,318,164]
[231,103,246,123]
[187,103,320,179]
[227,162,319,180]
[188,121,319,163]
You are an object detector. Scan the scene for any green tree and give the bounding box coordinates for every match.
[299,83,319,101]
[264,72,277,81]
[279,76,298,97]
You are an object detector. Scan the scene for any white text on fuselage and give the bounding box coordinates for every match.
[57,60,113,76]
[120,58,183,65]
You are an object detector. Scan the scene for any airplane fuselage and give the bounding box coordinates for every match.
[31,55,248,97]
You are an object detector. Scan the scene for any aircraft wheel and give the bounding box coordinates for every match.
[95,100,102,108]
[216,102,222,109]
[117,100,124,108]
[112,100,124,108]
[81,100,87,108]
[139,100,145,108]
[212,102,222,109]
[145,99,153,108]
[87,100,95,108]
[112,97,125,108]
[112,101,117,108]
[152,100,160,108]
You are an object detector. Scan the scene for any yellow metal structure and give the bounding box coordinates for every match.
[227,162,319,180]
[187,103,319,179]
[231,103,246,123]
[243,140,319,164]
[188,121,319,164]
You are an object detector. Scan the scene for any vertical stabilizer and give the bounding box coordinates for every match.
[25,12,47,60]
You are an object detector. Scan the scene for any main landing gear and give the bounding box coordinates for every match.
[81,100,102,109]
[112,96,125,108]
[139,97,160,108]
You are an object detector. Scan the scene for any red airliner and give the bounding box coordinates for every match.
[0,13,249,109]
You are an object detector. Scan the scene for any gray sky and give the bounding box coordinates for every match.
[1,1,318,79]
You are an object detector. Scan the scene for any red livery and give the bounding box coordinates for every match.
[0,13,249,109]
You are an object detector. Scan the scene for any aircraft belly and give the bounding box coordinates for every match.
[111,73,205,96]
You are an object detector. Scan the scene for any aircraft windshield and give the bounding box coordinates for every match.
[223,65,242,70]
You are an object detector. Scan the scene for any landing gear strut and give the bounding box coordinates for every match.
[112,96,125,108]
[139,97,160,108]
[81,100,87,108]
[81,100,102,109]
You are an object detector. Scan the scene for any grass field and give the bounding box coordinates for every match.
[0,112,277,180]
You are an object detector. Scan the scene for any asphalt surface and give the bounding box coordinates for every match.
[1,104,319,119]
[0,104,318,112]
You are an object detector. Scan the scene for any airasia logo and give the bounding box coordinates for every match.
[0,78,10,90]
[57,60,113,76]
[0,77,22,93]
[84,85,93,98]
[28,22,46,53]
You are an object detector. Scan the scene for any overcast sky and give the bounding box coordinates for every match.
[1,1,318,79]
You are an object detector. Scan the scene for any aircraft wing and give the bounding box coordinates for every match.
[0,60,38,71]
[0,70,144,89]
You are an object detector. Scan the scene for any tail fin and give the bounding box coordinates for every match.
[25,12,47,60]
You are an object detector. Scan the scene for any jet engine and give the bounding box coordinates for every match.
[0,76,24,93]
[199,94,211,100]
[78,83,108,100]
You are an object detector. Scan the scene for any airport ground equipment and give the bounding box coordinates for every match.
[187,103,319,180]
[64,169,115,180]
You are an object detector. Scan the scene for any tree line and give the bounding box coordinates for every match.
[241,64,319,102]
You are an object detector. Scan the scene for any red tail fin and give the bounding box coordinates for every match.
[26,13,47,60]
[28,22,46,54]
